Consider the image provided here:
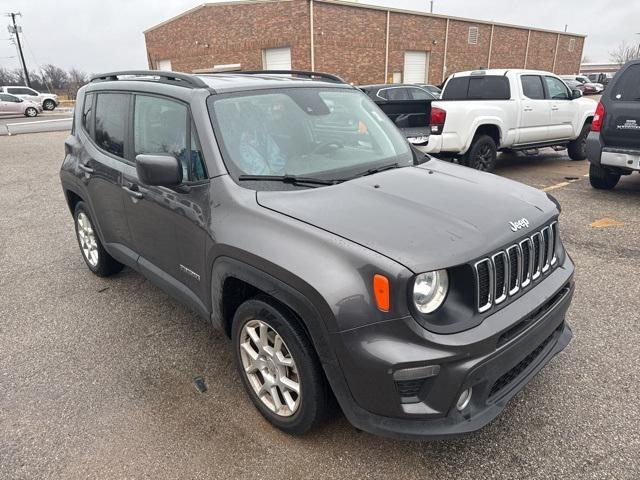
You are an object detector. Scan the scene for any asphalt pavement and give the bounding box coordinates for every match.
[1,132,639,479]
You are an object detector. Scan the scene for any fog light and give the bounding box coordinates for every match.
[456,387,472,411]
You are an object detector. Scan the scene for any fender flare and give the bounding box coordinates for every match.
[210,255,338,364]
[462,118,506,153]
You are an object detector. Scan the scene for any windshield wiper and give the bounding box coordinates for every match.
[238,174,338,186]
[349,162,400,180]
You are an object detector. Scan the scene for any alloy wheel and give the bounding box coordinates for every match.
[475,144,494,171]
[239,319,301,417]
[76,212,99,267]
[26,108,37,117]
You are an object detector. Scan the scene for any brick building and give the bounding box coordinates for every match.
[144,0,585,85]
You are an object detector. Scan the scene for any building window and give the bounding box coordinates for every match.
[468,26,479,45]
[569,38,576,52]
[157,59,172,71]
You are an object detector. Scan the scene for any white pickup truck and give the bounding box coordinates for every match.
[424,69,597,171]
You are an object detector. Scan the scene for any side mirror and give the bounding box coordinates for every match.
[135,154,181,187]
[18,98,24,103]
[571,89,583,99]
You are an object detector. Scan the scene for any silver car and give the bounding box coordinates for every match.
[0,86,58,110]
[0,93,42,117]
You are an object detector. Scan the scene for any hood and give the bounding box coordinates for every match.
[256,160,558,273]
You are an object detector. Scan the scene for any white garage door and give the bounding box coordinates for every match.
[157,59,172,71]
[264,47,292,70]
[403,51,428,84]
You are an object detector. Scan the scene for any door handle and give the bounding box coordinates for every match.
[551,105,559,111]
[523,107,533,112]
[78,164,94,174]
[122,185,143,199]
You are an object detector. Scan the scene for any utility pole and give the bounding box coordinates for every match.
[430,1,434,13]
[7,12,30,87]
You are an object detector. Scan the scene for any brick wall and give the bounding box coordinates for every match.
[144,0,310,73]
[312,2,386,84]
[144,0,585,85]
[387,12,447,85]
[489,25,529,69]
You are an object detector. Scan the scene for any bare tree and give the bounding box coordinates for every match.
[609,41,640,66]
[0,67,18,85]
[41,64,69,90]
[66,68,88,99]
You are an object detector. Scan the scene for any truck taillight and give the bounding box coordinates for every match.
[430,107,446,135]
[591,101,605,132]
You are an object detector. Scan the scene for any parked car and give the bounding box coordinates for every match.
[417,84,442,98]
[586,72,614,87]
[0,93,42,117]
[423,69,596,171]
[586,59,640,189]
[0,85,58,110]
[359,83,434,145]
[560,75,603,94]
[60,70,574,440]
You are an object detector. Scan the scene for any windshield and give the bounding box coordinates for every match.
[208,87,413,188]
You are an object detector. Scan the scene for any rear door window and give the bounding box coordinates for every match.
[95,93,129,158]
[408,87,435,100]
[521,75,546,100]
[378,88,411,101]
[611,64,640,101]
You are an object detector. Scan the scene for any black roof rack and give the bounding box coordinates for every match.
[224,70,346,84]
[89,70,209,89]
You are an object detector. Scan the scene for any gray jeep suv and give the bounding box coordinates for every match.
[60,70,574,440]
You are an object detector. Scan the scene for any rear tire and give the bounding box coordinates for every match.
[589,163,620,190]
[25,107,38,117]
[463,135,498,172]
[568,122,590,160]
[232,296,332,435]
[43,99,56,111]
[73,201,124,276]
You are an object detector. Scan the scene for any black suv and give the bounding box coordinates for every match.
[587,60,640,189]
[60,70,574,440]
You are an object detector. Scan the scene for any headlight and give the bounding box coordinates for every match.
[412,270,448,314]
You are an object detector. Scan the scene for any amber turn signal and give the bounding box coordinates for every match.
[373,274,390,312]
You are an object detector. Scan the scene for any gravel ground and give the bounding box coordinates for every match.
[1,131,639,479]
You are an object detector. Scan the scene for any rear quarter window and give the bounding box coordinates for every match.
[442,75,510,100]
[612,64,640,101]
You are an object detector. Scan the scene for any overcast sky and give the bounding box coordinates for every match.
[0,0,636,74]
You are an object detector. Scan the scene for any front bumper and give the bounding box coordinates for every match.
[329,256,574,440]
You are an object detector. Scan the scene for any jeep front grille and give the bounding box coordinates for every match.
[473,222,559,313]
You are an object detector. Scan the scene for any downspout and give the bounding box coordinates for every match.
[442,18,449,83]
[524,29,531,68]
[384,10,390,83]
[552,33,560,73]
[487,24,495,68]
[310,0,315,70]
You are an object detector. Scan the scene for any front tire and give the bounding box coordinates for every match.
[232,296,332,435]
[463,135,497,172]
[43,99,56,111]
[73,201,124,276]
[589,163,620,190]
[25,107,38,117]
[568,122,590,160]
